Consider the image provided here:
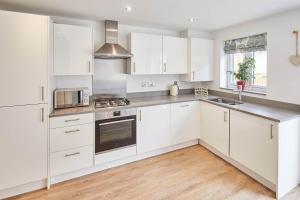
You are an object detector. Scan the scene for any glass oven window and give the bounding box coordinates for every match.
[100,120,133,144]
[95,116,136,153]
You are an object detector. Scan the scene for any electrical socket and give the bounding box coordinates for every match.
[141,82,147,87]
[148,82,156,87]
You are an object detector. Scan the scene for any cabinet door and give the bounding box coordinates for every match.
[163,36,187,74]
[137,104,171,154]
[199,102,229,155]
[190,38,213,81]
[128,33,162,75]
[230,110,277,184]
[170,101,200,145]
[54,24,93,75]
[0,11,48,107]
[0,104,47,190]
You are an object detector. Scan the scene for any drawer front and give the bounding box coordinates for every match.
[50,123,93,152]
[50,113,94,128]
[95,145,137,165]
[50,145,93,176]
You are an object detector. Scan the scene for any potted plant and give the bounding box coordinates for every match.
[234,57,255,90]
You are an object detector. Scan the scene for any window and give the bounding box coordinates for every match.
[223,33,267,93]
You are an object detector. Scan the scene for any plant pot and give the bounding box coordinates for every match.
[236,80,246,90]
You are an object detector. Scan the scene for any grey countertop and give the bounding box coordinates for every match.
[49,94,300,122]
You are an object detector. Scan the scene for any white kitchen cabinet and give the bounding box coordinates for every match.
[137,104,171,154]
[127,33,162,75]
[50,145,93,176]
[163,36,188,74]
[199,102,229,156]
[0,104,47,190]
[127,33,187,75]
[230,110,277,184]
[184,38,213,82]
[50,123,94,152]
[50,113,94,129]
[0,10,48,107]
[170,101,200,145]
[49,113,94,177]
[54,23,93,75]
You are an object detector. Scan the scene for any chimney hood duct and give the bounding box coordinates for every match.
[94,20,133,59]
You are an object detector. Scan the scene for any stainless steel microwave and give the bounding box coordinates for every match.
[54,87,89,109]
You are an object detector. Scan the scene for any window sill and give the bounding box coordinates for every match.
[219,87,267,96]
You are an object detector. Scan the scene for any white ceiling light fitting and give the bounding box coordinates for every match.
[125,6,132,12]
[188,18,195,22]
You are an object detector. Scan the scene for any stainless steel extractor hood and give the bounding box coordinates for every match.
[94,20,133,59]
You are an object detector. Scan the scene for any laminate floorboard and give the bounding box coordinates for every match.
[10,145,298,200]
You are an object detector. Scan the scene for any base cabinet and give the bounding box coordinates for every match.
[230,110,277,184]
[50,145,93,176]
[49,113,94,177]
[199,102,229,156]
[0,105,47,190]
[170,101,200,145]
[137,105,171,154]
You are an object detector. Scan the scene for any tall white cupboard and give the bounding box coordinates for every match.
[0,10,49,191]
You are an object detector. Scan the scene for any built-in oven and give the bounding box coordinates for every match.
[95,108,136,154]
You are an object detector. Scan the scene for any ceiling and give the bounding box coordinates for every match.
[0,0,300,31]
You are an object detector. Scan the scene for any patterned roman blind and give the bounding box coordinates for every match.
[224,33,267,54]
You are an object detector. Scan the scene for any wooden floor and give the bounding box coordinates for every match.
[9,145,300,200]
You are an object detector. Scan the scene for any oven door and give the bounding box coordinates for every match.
[95,115,136,153]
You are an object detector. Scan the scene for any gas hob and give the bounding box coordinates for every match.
[94,97,130,108]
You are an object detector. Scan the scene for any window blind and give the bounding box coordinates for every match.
[224,33,267,54]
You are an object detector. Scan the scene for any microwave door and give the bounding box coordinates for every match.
[64,92,73,107]
[55,91,65,109]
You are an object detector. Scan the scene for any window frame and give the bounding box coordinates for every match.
[225,50,267,94]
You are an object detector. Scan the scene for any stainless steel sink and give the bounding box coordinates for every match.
[208,98,243,105]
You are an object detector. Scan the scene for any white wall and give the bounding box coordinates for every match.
[51,16,208,94]
[210,8,300,104]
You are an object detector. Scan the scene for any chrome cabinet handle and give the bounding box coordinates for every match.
[133,62,136,73]
[64,152,80,157]
[164,63,167,72]
[99,119,134,126]
[88,61,91,72]
[41,108,44,122]
[139,110,142,121]
[180,104,190,108]
[65,129,80,134]
[192,71,195,80]
[270,124,274,139]
[224,111,228,122]
[41,86,45,101]
[64,118,80,122]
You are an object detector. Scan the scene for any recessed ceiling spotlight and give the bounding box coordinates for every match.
[125,6,132,12]
[188,18,195,22]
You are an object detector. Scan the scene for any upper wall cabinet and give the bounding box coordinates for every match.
[0,11,48,107]
[127,33,162,75]
[54,24,93,75]
[127,33,187,75]
[162,36,187,74]
[183,38,213,82]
